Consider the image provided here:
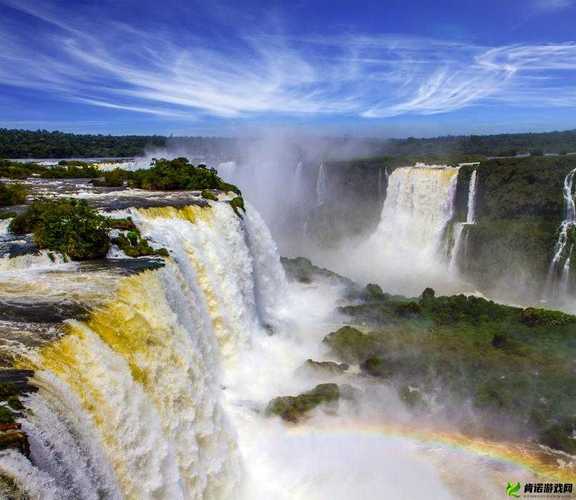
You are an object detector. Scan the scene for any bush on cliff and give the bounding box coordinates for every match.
[129,158,241,193]
[10,199,111,260]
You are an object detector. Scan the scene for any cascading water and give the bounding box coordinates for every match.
[448,169,478,275]
[316,162,328,207]
[466,170,478,225]
[0,190,564,498]
[338,165,460,295]
[544,167,576,303]
[0,200,289,499]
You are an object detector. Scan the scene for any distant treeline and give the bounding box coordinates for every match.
[2,127,576,159]
[381,129,576,157]
[0,129,236,159]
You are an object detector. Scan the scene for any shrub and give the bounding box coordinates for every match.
[201,189,218,201]
[9,199,110,260]
[92,168,130,187]
[130,158,241,193]
[0,182,27,207]
[266,384,340,422]
[519,307,575,328]
[229,196,245,217]
[112,229,168,258]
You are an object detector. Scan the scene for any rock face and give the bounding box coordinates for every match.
[453,157,576,302]
[300,359,349,376]
[322,326,377,364]
[0,369,36,457]
[266,384,340,423]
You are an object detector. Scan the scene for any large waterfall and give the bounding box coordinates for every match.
[544,167,576,303]
[337,165,460,295]
[0,200,287,499]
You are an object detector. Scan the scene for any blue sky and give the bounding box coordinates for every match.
[1,0,576,136]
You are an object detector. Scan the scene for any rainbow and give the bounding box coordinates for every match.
[289,420,576,482]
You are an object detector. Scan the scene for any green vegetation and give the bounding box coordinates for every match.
[129,158,240,194]
[112,230,169,258]
[266,383,340,422]
[92,168,130,187]
[0,182,27,207]
[9,200,168,261]
[0,129,166,158]
[0,159,100,179]
[229,196,245,217]
[332,288,576,453]
[301,359,349,375]
[10,199,111,260]
[201,189,218,201]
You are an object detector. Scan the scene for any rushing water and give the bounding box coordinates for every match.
[316,162,328,208]
[323,165,461,295]
[544,167,576,304]
[449,169,478,276]
[0,192,570,499]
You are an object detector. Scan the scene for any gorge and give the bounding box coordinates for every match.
[0,155,574,499]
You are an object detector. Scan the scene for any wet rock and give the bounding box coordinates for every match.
[360,357,395,378]
[0,300,90,324]
[0,236,38,258]
[300,359,349,376]
[266,383,340,423]
[281,256,355,288]
[322,326,377,364]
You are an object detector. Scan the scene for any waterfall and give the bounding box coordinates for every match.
[351,165,460,295]
[466,170,478,224]
[544,168,576,302]
[372,165,459,257]
[316,162,327,207]
[0,200,288,499]
[448,169,478,275]
[377,167,389,200]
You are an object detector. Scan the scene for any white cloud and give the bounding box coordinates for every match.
[531,0,573,12]
[1,0,576,120]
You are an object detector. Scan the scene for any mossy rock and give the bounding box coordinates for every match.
[539,418,576,455]
[201,189,218,201]
[360,357,395,378]
[323,326,377,364]
[399,385,427,410]
[363,283,387,301]
[266,383,340,422]
[301,359,349,376]
[229,196,245,217]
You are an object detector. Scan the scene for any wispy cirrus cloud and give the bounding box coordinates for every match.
[531,0,573,12]
[1,0,576,122]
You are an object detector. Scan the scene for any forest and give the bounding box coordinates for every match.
[2,127,576,159]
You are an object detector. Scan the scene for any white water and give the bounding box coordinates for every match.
[316,162,328,207]
[544,167,576,303]
[466,170,478,225]
[325,165,460,295]
[0,198,531,499]
[448,169,478,276]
